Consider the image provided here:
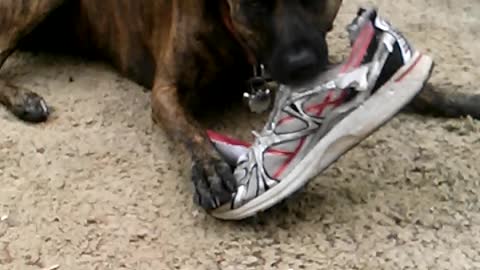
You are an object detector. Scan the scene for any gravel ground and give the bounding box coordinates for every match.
[1,0,479,269]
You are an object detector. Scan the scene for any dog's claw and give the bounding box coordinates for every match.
[192,159,236,210]
[11,91,50,123]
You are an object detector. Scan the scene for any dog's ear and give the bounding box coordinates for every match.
[220,0,233,34]
[323,0,343,32]
[219,0,257,65]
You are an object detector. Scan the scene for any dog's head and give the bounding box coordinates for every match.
[221,0,342,85]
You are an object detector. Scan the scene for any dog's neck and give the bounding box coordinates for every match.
[219,1,257,67]
[218,1,274,84]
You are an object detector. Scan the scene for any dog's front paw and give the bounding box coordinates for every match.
[11,90,50,123]
[191,158,237,210]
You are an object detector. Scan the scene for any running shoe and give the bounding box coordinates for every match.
[208,8,434,220]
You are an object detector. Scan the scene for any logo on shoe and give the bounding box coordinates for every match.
[374,17,413,62]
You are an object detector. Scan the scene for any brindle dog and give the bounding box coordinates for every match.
[0,0,479,211]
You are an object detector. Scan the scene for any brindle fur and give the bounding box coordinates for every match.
[0,0,479,211]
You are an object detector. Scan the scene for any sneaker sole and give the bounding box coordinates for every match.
[211,52,434,220]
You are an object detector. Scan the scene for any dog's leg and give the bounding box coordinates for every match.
[0,0,66,122]
[152,83,237,210]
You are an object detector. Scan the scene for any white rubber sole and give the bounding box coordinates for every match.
[211,52,434,220]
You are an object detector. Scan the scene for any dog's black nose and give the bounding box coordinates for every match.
[286,48,316,68]
[282,47,322,83]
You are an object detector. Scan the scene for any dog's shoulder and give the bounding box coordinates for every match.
[74,0,248,90]
[164,1,250,91]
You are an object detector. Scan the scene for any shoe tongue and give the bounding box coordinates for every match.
[341,20,376,73]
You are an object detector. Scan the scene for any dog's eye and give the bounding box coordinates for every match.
[241,0,260,7]
[240,0,273,12]
[300,0,326,10]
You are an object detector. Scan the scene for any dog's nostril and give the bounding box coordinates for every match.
[286,49,317,71]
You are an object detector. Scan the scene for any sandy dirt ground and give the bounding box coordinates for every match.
[1,0,480,269]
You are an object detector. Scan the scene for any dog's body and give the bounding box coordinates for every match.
[1,0,479,212]
[14,1,250,95]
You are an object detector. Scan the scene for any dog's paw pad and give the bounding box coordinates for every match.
[191,159,236,210]
[12,91,50,123]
